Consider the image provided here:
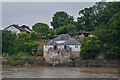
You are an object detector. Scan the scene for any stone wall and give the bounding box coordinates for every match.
[72,51,80,57]
[46,48,72,64]
[2,60,120,68]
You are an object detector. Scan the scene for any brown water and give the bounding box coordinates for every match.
[2,65,118,78]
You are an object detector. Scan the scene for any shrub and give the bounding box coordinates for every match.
[80,37,101,60]
[10,60,25,66]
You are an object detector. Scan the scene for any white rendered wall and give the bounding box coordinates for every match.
[67,45,81,51]
[6,26,20,35]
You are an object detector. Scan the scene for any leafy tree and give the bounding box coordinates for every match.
[104,12,120,60]
[2,30,17,55]
[56,23,77,36]
[16,32,39,55]
[108,12,120,46]
[66,24,77,36]
[76,2,120,31]
[80,37,101,60]
[18,32,29,42]
[56,26,67,35]
[93,11,120,60]
[51,11,74,29]
[30,31,39,41]
[47,29,56,39]
[76,2,107,31]
[32,22,49,36]
[106,47,119,60]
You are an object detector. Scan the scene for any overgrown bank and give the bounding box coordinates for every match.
[2,2,120,66]
[2,56,119,68]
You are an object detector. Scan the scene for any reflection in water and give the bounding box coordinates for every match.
[2,65,118,78]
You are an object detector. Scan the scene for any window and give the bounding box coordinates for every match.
[75,45,78,48]
[66,45,69,48]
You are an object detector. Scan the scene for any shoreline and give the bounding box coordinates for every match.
[2,60,120,68]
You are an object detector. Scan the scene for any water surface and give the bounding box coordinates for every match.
[2,65,118,78]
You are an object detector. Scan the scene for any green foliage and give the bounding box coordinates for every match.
[18,32,29,42]
[16,41,39,54]
[95,58,103,62]
[32,22,49,35]
[51,11,74,29]
[2,30,17,55]
[76,2,120,31]
[92,3,120,60]
[47,29,56,39]
[105,47,120,60]
[30,31,39,41]
[15,51,31,57]
[103,12,120,60]
[66,24,77,36]
[56,23,77,36]
[56,26,67,35]
[80,37,101,60]
[36,57,45,61]
[108,12,120,46]
[10,60,25,66]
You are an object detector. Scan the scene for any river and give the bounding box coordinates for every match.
[2,65,118,78]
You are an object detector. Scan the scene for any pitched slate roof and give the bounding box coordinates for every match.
[53,34,71,41]
[64,38,80,45]
[46,40,57,45]
[21,25,32,31]
[4,24,32,33]
[45,34,80,45]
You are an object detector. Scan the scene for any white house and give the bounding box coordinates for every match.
[76,30,94,37]
[4,24,32,35]
[43,34,81,62]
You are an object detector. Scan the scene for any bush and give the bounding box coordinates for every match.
[95,58,103,62]
[36,57,45,61]
[10,60,25,66]
[105,47,120,60]
[74,57,83,61]
[80,37,101,60]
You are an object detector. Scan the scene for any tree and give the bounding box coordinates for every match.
[15,32,39,55]
[108,12,120,46]
[2,30,17,55]
[93,12,120,60]
[56,23,77,36]
[80,37,100,60]
[32,22,49,36]
[104,12,120,60]
[51,11,74,29]
[47,29,56,39]
[30,31,39,41]
[66,24,77,36]
[18,32,29,42]
[76,2,107,31]
[56,26,67,35]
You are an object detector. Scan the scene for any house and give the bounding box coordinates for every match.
[43,34,81,62]
[4,24,32,35]
[76,30,94,37]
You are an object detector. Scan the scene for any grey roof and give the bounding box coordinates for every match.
[64,38,80,45]
[45,34,80,45]
[53,34,71,41]
[46,40,57,45]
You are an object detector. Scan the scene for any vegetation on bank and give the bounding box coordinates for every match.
[2,2,120,66]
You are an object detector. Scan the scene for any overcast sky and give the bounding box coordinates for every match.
[2,2,97,28]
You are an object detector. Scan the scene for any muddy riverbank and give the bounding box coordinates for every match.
[2,65,119,78]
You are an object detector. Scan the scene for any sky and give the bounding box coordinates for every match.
[2,2,96,29]
[1,0,119,29]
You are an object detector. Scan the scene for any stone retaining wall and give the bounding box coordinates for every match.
[2,60,120,68]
